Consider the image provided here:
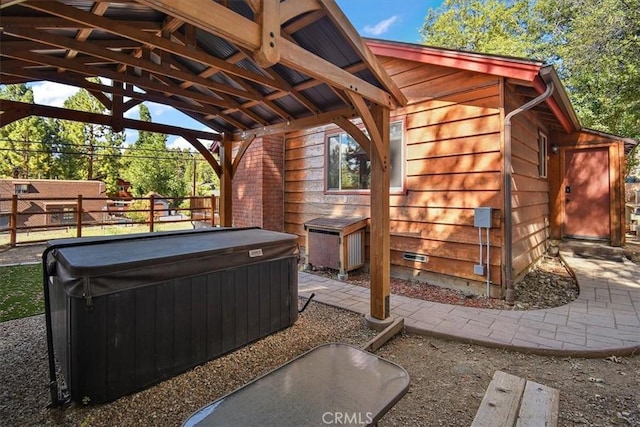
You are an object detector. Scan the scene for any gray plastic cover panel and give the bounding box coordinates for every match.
[48,228,298,298]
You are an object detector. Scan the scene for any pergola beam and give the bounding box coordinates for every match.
[1,49,235,112]
[232,107,358,141]
[1,99,221,142]
[2,26,258,102]
[21,1,291,93]
[135,0,395,108]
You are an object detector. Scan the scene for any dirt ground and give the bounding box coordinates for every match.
[1,243,639,426]
[377,335,639,426]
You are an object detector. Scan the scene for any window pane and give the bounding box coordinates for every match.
[341,134,370,189]
[390,122,403,188]
[326,120,403,191]
[327,135,341,190]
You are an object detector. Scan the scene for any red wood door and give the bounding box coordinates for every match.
[563,147,610,239]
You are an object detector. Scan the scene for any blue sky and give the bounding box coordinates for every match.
[30,1,442,149]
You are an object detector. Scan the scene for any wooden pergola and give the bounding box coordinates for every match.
[0,0,407,321]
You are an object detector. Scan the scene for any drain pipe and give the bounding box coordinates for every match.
[503,75,554,304]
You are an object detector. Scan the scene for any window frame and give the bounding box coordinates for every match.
[324,119,405,194]
[14,183,29,194]
[538,131,548,178]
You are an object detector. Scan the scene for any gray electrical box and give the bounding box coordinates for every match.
[474,207,493,228]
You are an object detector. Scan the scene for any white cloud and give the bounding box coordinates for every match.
[363,15,399,36]
[167,136,195,151]
[147,102,172,117]
[167,126,218,152]
[31,81,80,107]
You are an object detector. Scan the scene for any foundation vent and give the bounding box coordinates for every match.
[403,252,428,263]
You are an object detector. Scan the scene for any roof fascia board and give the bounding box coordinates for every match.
[366,39,542,82]
[535,67,580,132]
[367,39,582,134]
[579,128,639,154]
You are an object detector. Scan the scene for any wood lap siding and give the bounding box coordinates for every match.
[394,58,503,287]
[285,56,504,290]
[505,87,550,277]
[285,124,371,244]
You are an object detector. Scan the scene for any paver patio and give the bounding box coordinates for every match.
[299,243,640,357]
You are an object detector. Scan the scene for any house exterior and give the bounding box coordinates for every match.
[0,179,108,229]
[230,39,637,297]
[105,178,134,218]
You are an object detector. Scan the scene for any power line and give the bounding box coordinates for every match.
[0,147,215,162]
[0,137,212,156]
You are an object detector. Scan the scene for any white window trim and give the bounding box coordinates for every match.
[326,120,404,192]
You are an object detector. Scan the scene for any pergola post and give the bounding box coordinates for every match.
[220,136,233,227]
[368,105,391,321]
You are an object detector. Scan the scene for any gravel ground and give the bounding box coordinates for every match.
[0,303,377,426]
[2,243,639,426]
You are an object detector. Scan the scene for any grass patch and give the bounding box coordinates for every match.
[0,263,44,322]
[0,222,193,246]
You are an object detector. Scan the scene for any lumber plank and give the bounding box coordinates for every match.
[471,371,526,427]
[515,380,560,427]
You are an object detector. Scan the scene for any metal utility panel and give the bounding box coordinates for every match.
[474,207,493,228]
[304,216,368,279]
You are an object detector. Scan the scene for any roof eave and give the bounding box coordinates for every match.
[535,66,581,133]
[580,128,639,155]
[365,38,543,82]
[366,39,582,134]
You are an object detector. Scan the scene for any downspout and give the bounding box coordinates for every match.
[503,76,554,304]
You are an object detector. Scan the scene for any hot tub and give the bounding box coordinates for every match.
[43,227,299,405]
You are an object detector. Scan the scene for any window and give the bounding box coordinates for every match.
[62,208,75,223]
[14,184,28,194]
[48,206,75,224]
[538,131,548,178]
[327,121,403,191]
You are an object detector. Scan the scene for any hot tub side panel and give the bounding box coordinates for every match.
[59,256,298,404]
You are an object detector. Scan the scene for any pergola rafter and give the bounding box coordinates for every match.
[0,0,406,322]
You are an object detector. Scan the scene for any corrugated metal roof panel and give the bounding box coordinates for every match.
[272,96,309,119]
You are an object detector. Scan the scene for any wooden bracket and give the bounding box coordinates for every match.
[232,134,257,177]
[332,116,371,157]
[253,0,280,68]
[346,91,387,171]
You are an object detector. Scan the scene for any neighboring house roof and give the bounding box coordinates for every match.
[366,38,581,134]
[0,179,107,216]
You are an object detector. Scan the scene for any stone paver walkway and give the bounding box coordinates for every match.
[299,245,640,357]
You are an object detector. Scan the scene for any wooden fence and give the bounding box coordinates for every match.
[0,194,219,247]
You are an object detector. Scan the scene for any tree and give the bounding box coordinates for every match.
[0,84,55,178]
[420,0,544,58]
[55,85,125,187]
[122,104,188,206]
[554,0,640,140]
[420,0,640,174]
